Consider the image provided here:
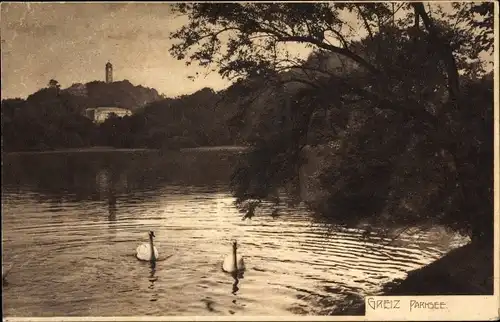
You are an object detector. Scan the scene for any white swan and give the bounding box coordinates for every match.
[136,231,159,262]
[222,240,245,273]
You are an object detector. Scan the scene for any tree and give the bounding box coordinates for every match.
[2,86,97,151]
[169,2,494,242]
[48,79,60,88]
[48,79,61,96]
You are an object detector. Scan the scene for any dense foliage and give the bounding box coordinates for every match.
[168,2,495,242]
[1,81,242,152]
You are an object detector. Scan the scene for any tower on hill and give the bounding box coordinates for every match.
[105,61,113,83]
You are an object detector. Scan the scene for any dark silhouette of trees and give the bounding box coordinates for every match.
[2,81,243,152]
[48,79,61,89]
[84,80,162,110]
[168,2,494,243]
[2,92,96,151]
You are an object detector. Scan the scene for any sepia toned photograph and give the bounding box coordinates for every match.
[1,1,497,319]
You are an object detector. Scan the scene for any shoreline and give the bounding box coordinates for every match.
[3,147,157,155]
[3,145,250,155]
[180,146,249,152]
[336,241,494,315]
[381,241,493,296]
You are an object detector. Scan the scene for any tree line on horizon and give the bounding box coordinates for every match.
[1,79,245,152]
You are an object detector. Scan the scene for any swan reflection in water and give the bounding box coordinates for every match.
[228,271,245,315]
[148,261,158,302]
[231,271,241,295]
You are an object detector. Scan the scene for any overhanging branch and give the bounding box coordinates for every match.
[412,2,461,104]
[276,35,380,75]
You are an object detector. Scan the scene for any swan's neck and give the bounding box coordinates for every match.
[232,244,237,269]
[149,236,156,262]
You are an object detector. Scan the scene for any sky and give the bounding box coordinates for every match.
[0,2,493,100]
[1,2,236,99]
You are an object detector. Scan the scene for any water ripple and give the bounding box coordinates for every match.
[2,158,469,317]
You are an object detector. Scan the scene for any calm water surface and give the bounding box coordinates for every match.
[2,150,468,316]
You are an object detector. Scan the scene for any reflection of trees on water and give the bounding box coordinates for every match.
[96,169,111,194]
[2,151,240,204]
[96,167,120,222]
[107,187,117,222]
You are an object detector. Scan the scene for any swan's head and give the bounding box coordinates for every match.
[231,240,238,249]
[149,231,155,238]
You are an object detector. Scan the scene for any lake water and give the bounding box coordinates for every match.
[1,149,469,316]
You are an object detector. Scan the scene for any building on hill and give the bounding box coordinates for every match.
[106,62,113,83]
[85,107,132,123]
